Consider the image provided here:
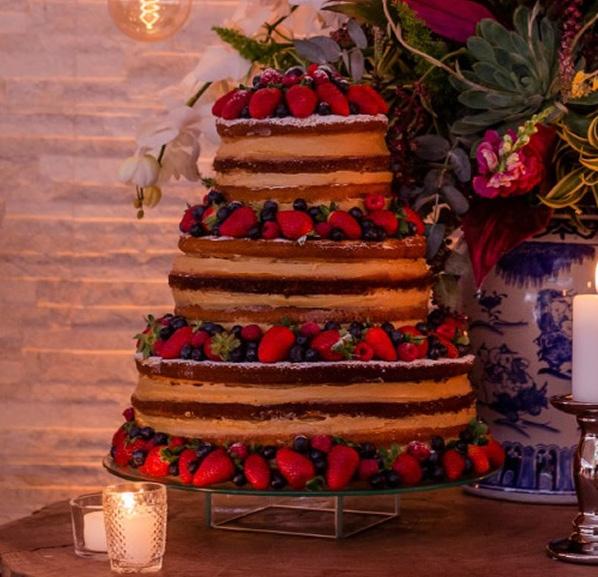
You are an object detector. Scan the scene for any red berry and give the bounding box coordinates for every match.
[484,438,506,469]
[193,448,235,487]
[201,206,217,232]
[326,445,360,490]
[249,87,282,119]
[262,220,281,239]
[361,85,389,114]
[219,206,258,238]
[364,327,397,361]
[168,436,185,448]
[240,324,262,342]
[229,442,249,461]
[299,322,321,338]
[259,68,283,86]
[258,326,296,363]
[364,193,386,212]
[315,221,332,239]
[212,88,239,117]
[316,82,349,115]
[178,448,198,484]
[244,454,271,490]
[113,437,149,467]
[397,342,418,362]
[282,74,302,87]
[307,63,319,75]
[276,448,315,489]
[122,407,135,422]
[221,89,252,120]
[358,458,380,481]
[140,446,172,478]
[354,341,374,361]
[468,445,490,475]
[435,321,457,341]
[179,206,196,233]
[407,441,431,462]
[392,453,423,486]
[310,329,344,361]
[159,326,193,359]
[398,325,429,359]
[203,337,222,361]
[401,206,425,235]
[442,449,465,481]
[276,210,314,240]
[285,84,318,118]
[438,337,459,359]
[368,209,398,235]
[312,69,330,85]
[310,434,333,453]
[328,210,361,240]
[191,329,209,348]
[347,85,379,115]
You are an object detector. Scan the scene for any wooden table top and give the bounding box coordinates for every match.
[0,488,593,577]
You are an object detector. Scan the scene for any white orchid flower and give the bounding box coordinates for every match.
[225,1,280,37]
[118,153,160,187]
[188,44,251,84]
[281,2,345,39]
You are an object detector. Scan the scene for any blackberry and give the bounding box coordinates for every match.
[191,347,205,362]
[231,325,243,337]
[293,435,310,453]
[293,198,308,212]
[375,227,387,241]
[330,227,345,241]
[459,428,475,444]
[313,458,327,474]
[271,471,287,490]
[289,345,305,363]
[159,326,173,340]
[305,348,319,362]
[348,322,362,339]
[324,321,340,331]
[252,75,262,87]
[455,441,468,455]
[390,330,403,345]
[189,223,203,237]
[245,348,258,362]
[363,228,378,241]
[415,322,429,334]
[385,470,401,488]
[207,190,225,205]
[463,457,474,475]
[349,207,364,220]
[317,101,332,115]
[431,465,445,481]
[427,308,446,328]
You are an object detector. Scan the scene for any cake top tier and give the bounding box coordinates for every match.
[211,65,388,122]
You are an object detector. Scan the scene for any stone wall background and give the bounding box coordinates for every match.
[0,0,239,523]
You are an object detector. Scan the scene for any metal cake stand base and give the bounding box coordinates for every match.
[204,493,400,539]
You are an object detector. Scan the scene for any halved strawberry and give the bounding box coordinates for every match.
[219,206,258,238]
[347,85,379,115]
[316,82,349,116]
[212,88,239,117]
[244,454,271,490]
[310,329,344,361]
[368,209,398,236]
[221,89,252,120]
[328,210,361,240]
[249,87,282,119]
[276,448,315,489]
[258,326,295,363]
[276,210,314,240]
[392,453,423,486]
[192,448,235,487]
[326,445,360,490]
[285,84,318,118]
[364,327,397,361]
[156,326,193,359]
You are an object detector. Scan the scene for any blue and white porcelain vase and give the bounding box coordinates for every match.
[464,220,598,503]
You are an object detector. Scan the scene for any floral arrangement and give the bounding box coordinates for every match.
[119,0,597,292]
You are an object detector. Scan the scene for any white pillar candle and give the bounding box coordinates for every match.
[83,510,107,552]
[572,265,598,402]
[120,493,156,564]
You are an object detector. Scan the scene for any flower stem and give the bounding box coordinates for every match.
[186,81,212,108]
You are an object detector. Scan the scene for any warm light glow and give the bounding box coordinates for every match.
[139,0,160,30]
[595,263,598,293]
[120,492,136,512]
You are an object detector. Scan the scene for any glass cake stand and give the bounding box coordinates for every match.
[104,456,493,539]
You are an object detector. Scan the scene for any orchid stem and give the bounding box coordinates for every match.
[186,81,212,108]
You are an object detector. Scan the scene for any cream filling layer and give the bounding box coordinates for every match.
[134,374,471,405]
[216,170,393,189]
[172,287,428,312]
[134,408,477,438]
[171,254,429,282]
[216,132,389,160]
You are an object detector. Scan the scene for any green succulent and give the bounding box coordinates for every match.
[450,5,560,136]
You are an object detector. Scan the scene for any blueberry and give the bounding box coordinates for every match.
[361,219,374,231]
[191,347,205,362]
[375,227,387,241]
[415,322,429,334]
[390,330,403,345]
[139,427,155,440]
[359,442,377,458]
[230,346,245,363]
[385,470,401,488]
[196,443,213,459]
[313,458,327,474]
[252,75,262,87]
[275,103,289,118]
[428,347,441,360]
[455,441,468,455]
[248,225,261,240]
[129,426,141,438]
[190,223,203,237]
[271,471,287,490]
[317,101,332,115]
[211,225,220,236]
[309,449,325,461]
[231,325,243,337]
[324,321,340,331]
[333,78,350,93]
[285,65,305,77]
[170,315,188,329]
[308,206,321,220]
[207,190,225,205]
[293,435,310,453]
[349,102,360,114]
[432,465,445,481]
[168,462,179,476]
[241,106,250,118]
[295,335,308,347]
[293,198,308,212]
[130,450,146,468]
[154,432,169,445]
[289,345,305,362]
[349,326,362,339]
[430,436,445,452]
[459,428,474,444]
[201,322,215,333]
[305,348,319,362]
[369,473,386,489]
[363,228,378,241]
[428,308,445,328]
[260,207,277,222]
[217,206,230,222]
[426,451,440,466]
[463,457,473,475]
[159,326,173,340]
[381,321,394,335]
[233,472,247,486]
[211,324,225,335]
[330,227,345,241]
[245,348,258,362]
[349,207,364,221]
[262,446,277,460]
[263,200,278,212]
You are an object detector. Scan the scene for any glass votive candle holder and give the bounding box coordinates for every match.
[69,492,108,559]
[103,482,167,574]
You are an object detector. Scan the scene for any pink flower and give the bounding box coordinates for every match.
[472,126,554,199]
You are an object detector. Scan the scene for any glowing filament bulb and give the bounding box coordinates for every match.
[139,0,160,30]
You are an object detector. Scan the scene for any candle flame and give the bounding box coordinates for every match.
[121,492,136,512]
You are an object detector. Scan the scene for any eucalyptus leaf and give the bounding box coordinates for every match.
[467,37,496,64]
[309,36,342,62]
[347,19,367,49]
[348,47,365,81]
[411,135,450,161]
[423,169,444,194]
[426,223,446,260]
[413,193,438,212]
[294,39,327,64]
[448,148,472,183]
[441,185,470,215]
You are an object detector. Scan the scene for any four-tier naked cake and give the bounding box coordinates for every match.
[110,66,504,491]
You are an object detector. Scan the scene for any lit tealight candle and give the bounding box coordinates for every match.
[572,264,598,402]
[119,492,156,564]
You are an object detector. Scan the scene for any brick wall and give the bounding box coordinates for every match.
[0,0,239,523]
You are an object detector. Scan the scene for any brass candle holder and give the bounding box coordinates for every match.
[547,394,598,564]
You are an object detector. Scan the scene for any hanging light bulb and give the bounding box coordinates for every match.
[107,0,192,42]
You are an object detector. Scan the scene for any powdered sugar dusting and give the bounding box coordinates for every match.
[217,114,388,129]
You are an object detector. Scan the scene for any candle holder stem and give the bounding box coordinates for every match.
[547,395,598,564]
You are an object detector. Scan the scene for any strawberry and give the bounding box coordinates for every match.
[442,449,466,481]
[326,445,360,490]
[258,326,295,363]
[192,448,235,487]
[276,448,315,489]
[364,327,397,361]
[361,85,389,114]
[315,221,332,239]
[139,446,173,478]
[261,220,280,239]
[407,441,431,462]
[219,206,258,238]
[191,329,209,348]
[299,322,321,338]
[112,425,128,448]
[240,324,262,342]
[484,438,506,469]
[398,325,429,358]
[259,68,283,86]
[168,436,186,448]
[203,337,222,361]
[249,87,282,119]
[228,442,249,461]
[276,210,314,240]
[178,448,199,484]
[310,329,344,361]
[354,341,374,361]
[179,205,196,233]
[401,206,425,235]
[312,69,331,85]
[316,82,349,116]
[221,89,252,120]
[328,210,361,240]
[468,445,490,475]
[285,84,318,118]
[310,434,333,454]
[212,88,239,117]
[435,321,457,341]
[282,73,302,87]
[347,85,379,115]
[397,342,418,362]
[158,326,193,359]
[358,458,380,481]
[364,193,386,212]
[113,436,148,467]
[392,453,423,486]
[244,454,271,490]
[368,209,398,235]
[438,337,459,359]
[201,206,217,232]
